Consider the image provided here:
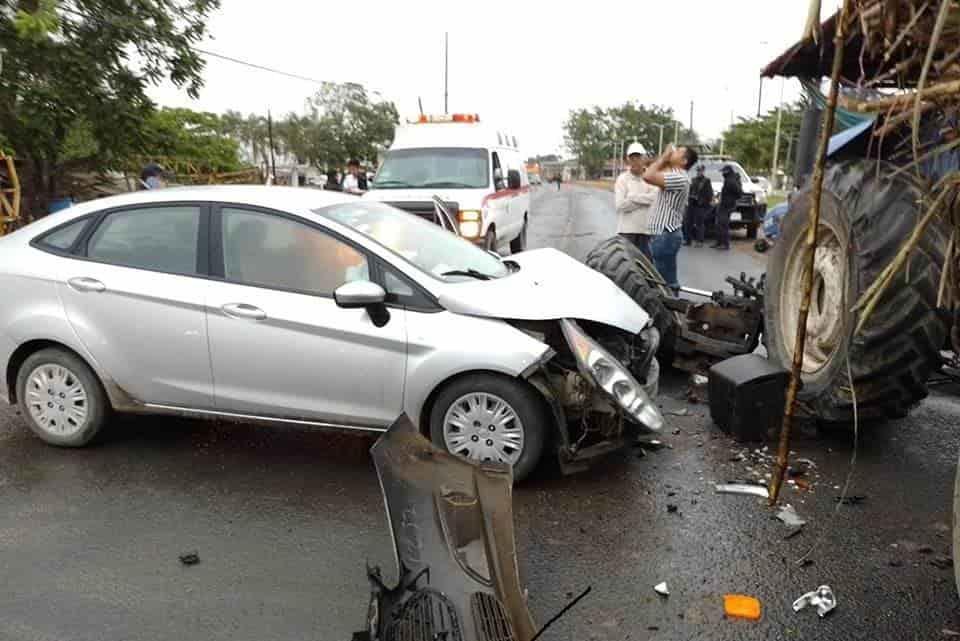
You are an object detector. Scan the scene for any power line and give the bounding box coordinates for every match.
[193,48,330,86]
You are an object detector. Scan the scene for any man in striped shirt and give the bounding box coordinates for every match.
[643,144,699,292]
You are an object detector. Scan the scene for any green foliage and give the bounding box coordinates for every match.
[720,103,805,175]
[0,0,219,209]
[144,108,241,173]
[563,103,696,177]
[13,0,60,41]
[218,84,398,172]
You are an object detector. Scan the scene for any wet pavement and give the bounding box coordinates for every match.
[1,184,959,640]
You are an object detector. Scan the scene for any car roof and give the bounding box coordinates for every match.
[61,185,358,215]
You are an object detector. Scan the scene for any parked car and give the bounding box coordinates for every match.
[751,175,772,197]
[693,157,767,238]
[529,173,542,186]
[364,113,530,254]
[0,186,662,481]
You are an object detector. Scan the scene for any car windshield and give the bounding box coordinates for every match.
[372,147,489,189]
[697,161,750,185]
[315,201,509,282]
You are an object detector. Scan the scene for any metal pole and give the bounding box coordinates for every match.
[267,109,277,182]
[673,121,679,145]
[444,32,449,114]
[757,77,764,118]
[418,96,424,115]
[771,79,784,187]
[769,0,854,506]
[689,100,694,134]
[658,126,665,154]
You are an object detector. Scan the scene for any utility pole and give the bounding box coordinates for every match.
[657,124,665,154]
[689,100,694,134]
[418,96,424,116]
[771,78,785,188]
[267,109,277,183]
[443,32,449,114]
[673,121,679,145]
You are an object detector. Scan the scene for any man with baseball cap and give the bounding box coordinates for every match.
[614,142,658,260]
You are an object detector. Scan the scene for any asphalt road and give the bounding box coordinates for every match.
[2,184,960,641]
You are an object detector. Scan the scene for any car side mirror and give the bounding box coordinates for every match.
[507,169,522,190]
[334,281,390,327]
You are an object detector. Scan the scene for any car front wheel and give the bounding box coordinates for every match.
[16,348,109,447]
[429,374,547,482]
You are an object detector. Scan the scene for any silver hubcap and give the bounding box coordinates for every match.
[780,222,847,374]
[443,392,524,465]
[25,364,89,437]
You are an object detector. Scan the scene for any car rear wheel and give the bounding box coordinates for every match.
[429,374,547,482]
[509,218,527,254]
[16,348,109,447]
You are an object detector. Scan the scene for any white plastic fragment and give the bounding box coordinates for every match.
[715,483,770,499]
[793,585,836,617]
[654,582,669,596]
[776,505,807,528]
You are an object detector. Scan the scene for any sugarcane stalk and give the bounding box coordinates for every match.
[769,0,856,507]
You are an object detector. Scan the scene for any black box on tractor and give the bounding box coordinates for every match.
[708,354,789,441]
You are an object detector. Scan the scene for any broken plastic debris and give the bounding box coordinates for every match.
[723,594,761,620]
[179,551,200,566]
[715,483,770,499]
[793,585,836,617]
[665,408,689,417]
[691,374,709,386]
[776,505,807,528]
[654,582,669,596]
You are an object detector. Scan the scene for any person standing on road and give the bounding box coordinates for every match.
[555,173,563,190]
[713,164,742,251]
[342,159,366,195]
[614,143,658,260]
[643,144,698,293]
[686,164,713,247]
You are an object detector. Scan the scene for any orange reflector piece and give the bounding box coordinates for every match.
[724,594,761,620]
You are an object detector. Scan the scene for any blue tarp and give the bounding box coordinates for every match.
[827,118,876,157]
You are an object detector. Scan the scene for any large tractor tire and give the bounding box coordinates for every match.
[585,236,676,355]
[765,161,949,423]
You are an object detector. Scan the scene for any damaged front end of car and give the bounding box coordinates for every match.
[511,318,664,475]
[355,414,538,641]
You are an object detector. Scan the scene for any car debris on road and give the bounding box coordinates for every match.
[793,585,836,618]
[654,582,670,596]
[715,483,770,499]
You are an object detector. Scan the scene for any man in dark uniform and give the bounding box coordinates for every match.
[685,164,713,247]
[713,165,742,251]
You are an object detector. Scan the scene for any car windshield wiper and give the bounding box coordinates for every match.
[372,179,414,188]
[441,268,493,281]
[421,181,477,188]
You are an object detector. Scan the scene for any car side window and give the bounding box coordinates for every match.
[221,207,369,296]
[492,152,505,191]
[86,206,200,275]
[382,265,434,310]
[36,218,88,252]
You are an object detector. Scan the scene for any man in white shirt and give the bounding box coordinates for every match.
[614,142,659,260]
[341,159,366,195]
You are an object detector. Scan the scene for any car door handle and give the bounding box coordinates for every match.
[221,303,267,321]
[67,277,106,293]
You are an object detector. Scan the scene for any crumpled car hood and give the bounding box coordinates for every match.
[364,414,537,641]
[437,248,651,335]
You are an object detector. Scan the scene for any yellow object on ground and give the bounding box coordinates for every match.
[724,594,762,620]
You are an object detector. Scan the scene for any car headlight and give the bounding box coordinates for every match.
[755,191,766,205]
[560,319,663,432]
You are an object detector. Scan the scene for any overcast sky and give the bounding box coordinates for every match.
[150,0,842,158]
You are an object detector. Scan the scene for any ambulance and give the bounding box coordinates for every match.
[364,114,530,254]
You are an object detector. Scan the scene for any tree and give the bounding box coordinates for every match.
[563,103,694,178]
[720,103,805,175]
[287,82,398,170]
[563,107,612,178]
[0,0,219,216]
[142,108,242,175]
